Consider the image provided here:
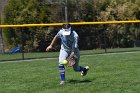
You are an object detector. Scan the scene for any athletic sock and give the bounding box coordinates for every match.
[79,66,85,71]
[58,65,65,81]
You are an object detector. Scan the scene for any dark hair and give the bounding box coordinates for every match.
[62,23,71,29]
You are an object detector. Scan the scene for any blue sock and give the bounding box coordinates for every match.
[79,66,85,71]
[58,65,65,81]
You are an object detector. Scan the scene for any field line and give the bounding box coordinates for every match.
[0,51,140,63]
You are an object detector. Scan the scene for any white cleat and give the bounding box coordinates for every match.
[60,81,65,85]
[81,66,89,77]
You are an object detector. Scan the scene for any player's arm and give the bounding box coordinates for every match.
[46,35,58,51]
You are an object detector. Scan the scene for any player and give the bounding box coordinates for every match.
[46,23,89,85]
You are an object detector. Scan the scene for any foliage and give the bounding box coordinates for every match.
[2,0,140,51]
[3,0,52,51]
[97,0,140,48]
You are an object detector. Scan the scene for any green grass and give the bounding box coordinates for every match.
[0,52,59,61]
[0,47,140,61]
[0,52,140,93]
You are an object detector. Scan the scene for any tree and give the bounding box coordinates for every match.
[3,0,52,51]
[97,0,140,48]
[2,0,140,51]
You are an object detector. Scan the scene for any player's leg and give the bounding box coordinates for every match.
[58,49,68,84]
[58,64,65,84]
[72,49,89,76]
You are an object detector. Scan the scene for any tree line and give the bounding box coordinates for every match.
[2,0,140,52]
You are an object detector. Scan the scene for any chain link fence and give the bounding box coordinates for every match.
[0,22,140,62]
[0,0,140,61]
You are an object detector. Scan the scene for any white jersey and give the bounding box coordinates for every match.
[57,29,79,52]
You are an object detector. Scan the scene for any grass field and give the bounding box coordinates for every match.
[1,47,140,61]
[0,52,140,93]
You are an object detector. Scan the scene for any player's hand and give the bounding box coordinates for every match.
[46,45,53,51]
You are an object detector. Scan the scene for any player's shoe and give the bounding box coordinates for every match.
[60,81,65,85]
[81,66,89,77]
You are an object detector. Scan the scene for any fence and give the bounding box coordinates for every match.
[0,20,140,61]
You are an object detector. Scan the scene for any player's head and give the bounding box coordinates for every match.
[62,23,72,35]
[62,23,71,29]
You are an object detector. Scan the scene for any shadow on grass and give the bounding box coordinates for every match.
[68,79,92,84]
